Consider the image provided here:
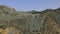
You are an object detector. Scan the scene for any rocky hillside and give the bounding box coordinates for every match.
[0,5,60,34]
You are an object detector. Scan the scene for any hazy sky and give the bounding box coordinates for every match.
[0,0,60,11]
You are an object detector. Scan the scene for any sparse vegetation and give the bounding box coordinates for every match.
[0,5,60,34]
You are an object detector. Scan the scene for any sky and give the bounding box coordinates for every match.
[0,0,60,11]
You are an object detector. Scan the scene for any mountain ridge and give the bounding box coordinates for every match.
[0,5,60,34]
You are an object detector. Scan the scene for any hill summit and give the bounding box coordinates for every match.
[0,5,16,14]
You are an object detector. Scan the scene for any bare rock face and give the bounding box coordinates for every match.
[0,5,60,34]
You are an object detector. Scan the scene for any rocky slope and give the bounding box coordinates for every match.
[0,5,60,34]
